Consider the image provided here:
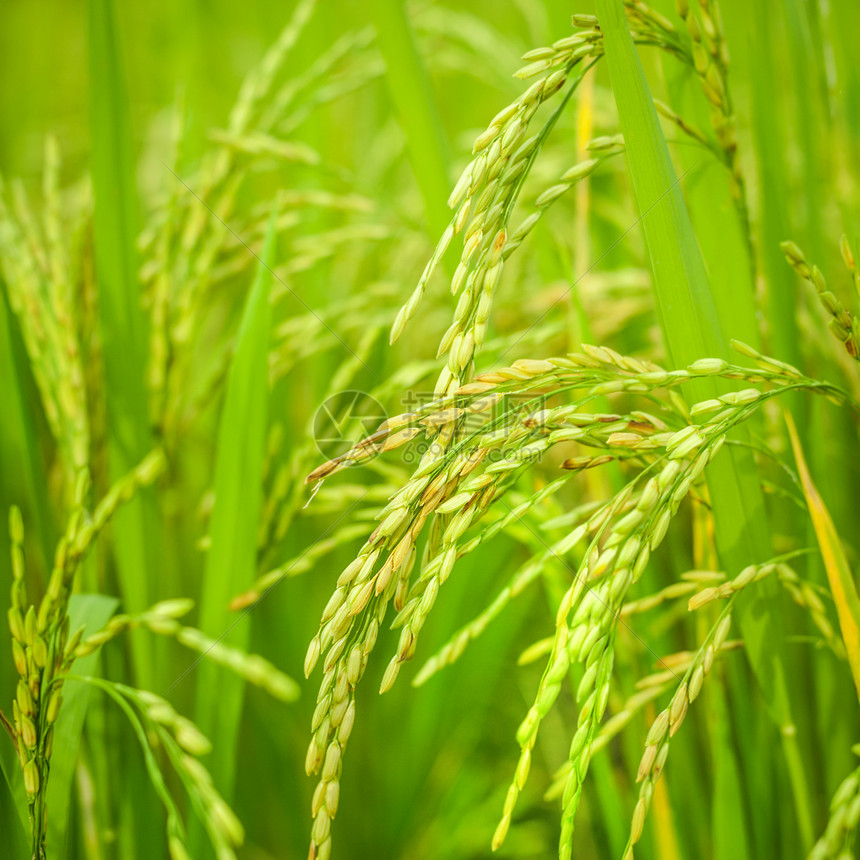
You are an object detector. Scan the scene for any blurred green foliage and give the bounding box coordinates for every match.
[0,1,859,859]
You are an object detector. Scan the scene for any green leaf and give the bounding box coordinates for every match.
[787,413,860,701]
[747,4,801,369]
[89,0,159,684]
[595,0,813,846]
[46,594,119,858]
[191,206,278,802]
[0,284,56,570]
[595,0,723,365]
[0,740,28,860]
[710,683,750,860]
[369,0,451,237]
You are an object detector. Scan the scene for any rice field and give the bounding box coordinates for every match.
[1,1,859,858]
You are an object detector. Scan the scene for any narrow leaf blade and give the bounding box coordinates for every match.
[369,0,451,237]
[192,207,278,797]
[787,412,860,701]
[46,594,119,857]
[89,0,159,685]
[595,1,813,845]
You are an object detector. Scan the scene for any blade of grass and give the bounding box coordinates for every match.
[88,0,159,686]
[651,776,682,860]
[595,0,814,848]
[710,674,751,860]
[0,283,56,571]
[89,8,167,852]
[369,0,451,237]
[654,52,759,349]
[191,206,278,810]
[0,650,27,854]
[740,0,849,806]
[0,756,27,860]
[586,755,629,858]
[785,0,829,265]
[655,13,794,850]
[786,413,860,701]
[747,3,800,371]
[46,594,118,858]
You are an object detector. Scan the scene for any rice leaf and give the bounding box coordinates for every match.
[369,0,451,236]
[0,285,56,569]
[88,0,159,684]
[0,758,27,860]
[595,0,782,704]
[748,4,801,370]
[711,684,751,860]
[192,206,278,798]
[595,0,814,845]
[786,413,860,701]
[46,594,119,858]
[594,2,721,363]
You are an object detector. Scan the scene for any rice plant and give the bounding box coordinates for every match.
[1,0,859,859]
